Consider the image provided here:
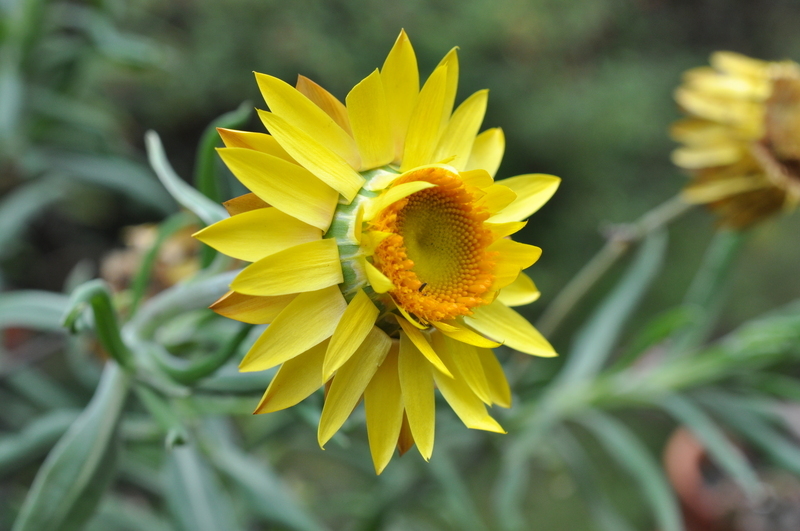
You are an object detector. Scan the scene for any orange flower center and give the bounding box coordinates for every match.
[371,167,495,323]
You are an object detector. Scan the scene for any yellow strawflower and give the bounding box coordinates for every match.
[672,51,800,227]
[194,30,560,473]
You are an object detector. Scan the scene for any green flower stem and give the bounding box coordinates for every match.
[62,279,135,371]
[536,195,692,337]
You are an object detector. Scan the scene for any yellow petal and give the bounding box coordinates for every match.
[255,72,360,168]
[222,193,270,216]
[363,180,436,221]
[296,75,352,135]
[240,286,347,372]
[360,230,392,254]
[381,29,419,162]
[681,176,769,203]
[324,289,380,380]
[436,48,460,126]
[364,259,395,293]
[434,89,488,170]
[217,128,296,164]
[477,184,517,214]
[401,63,449,171]
[675,87,763,132]
[210,291,297,325]
[432,341,504,433]
[489,174,561,223]
[218,147,337,231]
[231,239,342,296]
[254,340,328,414]
[194,207,321,262]
[364,345,403,474]
[466,128,505,177]
[475,348,511,408]
[464,300,556,357]
[433,333,492,405]
[710,51,770,78]
[669,118,734,146]
[397,413,415,456]
[488,238,542,270]
[496,272,540,307]
[432,321,500,348]
[398,333,435,460]
[460,168,494,188]
[258,111,365,202]
[346,69,394,170]
[396,318,452,377]
[486,221,527,241]
[318,327,392,446]
[671,144,744,169]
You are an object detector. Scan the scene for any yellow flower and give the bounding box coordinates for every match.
[672,51,800,227]
[194,30,560,473]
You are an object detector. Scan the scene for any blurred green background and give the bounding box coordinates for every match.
[4,0,800,529]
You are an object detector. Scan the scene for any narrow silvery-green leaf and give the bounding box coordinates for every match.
[0,176,67,259]
[163,445,243,531]
[12,363,130,531]
[145,130,227,226]
[0,409,78,476]
[0,290,69,331]
[659,394,762,499]
[86,494,173,531]
[578,411,683,531]
[559,230,667,384]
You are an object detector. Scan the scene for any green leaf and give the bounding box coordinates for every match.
[41,150,176,214]
[12,363,131,531]
[145,130,227,226]
[0,290,69,331]
[613,306,697,369]
[430,451,491,531]
[0,409,78,477]
[86,494,174,531]
[578,411,683,531]
[63,279,135,370]
[659,394,762,499]
[194,102,252,203]
[558,229,667,384]
[0,176,67,259]
[203,419,325,531]
[163,445,243,531]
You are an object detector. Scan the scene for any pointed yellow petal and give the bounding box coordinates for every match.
[671,144,744,169]
[231,239,342,296]
[217,128,296,164]
[255,72,360,168]
[681,176,768,203]
[318,327,392,446]
[254,340,328,414]
[365,346,403,474]
[239,286,346,373]
[475,348,511,408]
[296,75,352,135]
[401,64,449,171]
[436,48,460,126]
[397,412,416,456]
[396,318,452,377]
[257,111,365,202]
[194,207,321,262]
[382,29,419,162]
[346,69,394,170]
[433,333,492,405]
[324,289,380,380]
[360,230,392,254]
[434,89,488,170]
[210,291,296,325]
[364,260,395,293]
[486,221,527,241]
[488,238,542,270]
[363,180,436,221]
[432,340,504,433]
[465,300,556,357]
[398,333,435,460]
[222,193,270,216]
[432,321,500,348]
[710,51,770,78]
[218,147,337,231]
[466,128,505,177]
[477,184,517,214]
[496,272,540,307]
[490,174,561,223]
[460,168,494,188]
